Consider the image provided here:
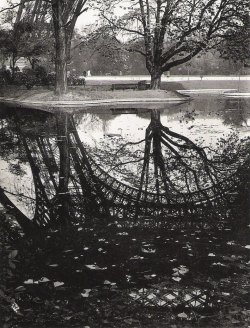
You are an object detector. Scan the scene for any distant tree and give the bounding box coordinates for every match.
[74,26,129,75]
[98,0,249,88]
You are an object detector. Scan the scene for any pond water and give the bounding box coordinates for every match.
[0,95,250,320]
[1,95,250,217]
[76,95,250,146]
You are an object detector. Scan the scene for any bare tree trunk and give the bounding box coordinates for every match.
[52,0,68,96]
[150,68,162,89]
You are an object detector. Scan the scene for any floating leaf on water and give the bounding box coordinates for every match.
[54,281,64,287]
[208,253,216,257]
[24,279,34,285]
[173,266,189,276]
[74,257,79,259]
[39,277,50,283]
[63,250,73,253]
[141,248,156,254]
[11,302,20,313]
[130,255,144,260]
[172,277,181,282]
[15,286,26,291]
[48,264,59,267]
[81,289,91,298]
[179,266,189,275]
[85,264,107,270]
[129,292,140,300]
[104,280,116,286]
[78,228,83,231]
[126,275,132,281]
[212,262,226,267]
[98,248,103,252]
[245,245,250,249]
[177,312,188,319]
[117,232,128,236]
[84,247,89,251]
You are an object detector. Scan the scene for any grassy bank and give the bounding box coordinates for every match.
[0,79,249,103]
[0,82,185,102]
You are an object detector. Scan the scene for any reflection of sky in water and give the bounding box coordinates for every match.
[0,159,35,218]
[76,96,250,148]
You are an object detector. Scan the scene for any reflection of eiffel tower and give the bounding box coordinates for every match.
[0,111,248,233]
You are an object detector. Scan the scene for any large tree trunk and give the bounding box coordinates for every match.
[52,0,68,96]
[150,68,162,89]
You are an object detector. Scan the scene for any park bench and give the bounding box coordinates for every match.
[111,83,138,91]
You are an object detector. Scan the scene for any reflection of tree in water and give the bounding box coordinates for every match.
[0,112,48,217]
[1,109,250,326]
[89,110,246,196]
[0,107,249,234]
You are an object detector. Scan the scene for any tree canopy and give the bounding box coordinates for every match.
[97,0,250,88]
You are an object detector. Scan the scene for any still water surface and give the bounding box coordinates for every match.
[0,95,250,314]
[0,95,250,217]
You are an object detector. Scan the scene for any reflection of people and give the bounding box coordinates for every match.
[87,70,91,77]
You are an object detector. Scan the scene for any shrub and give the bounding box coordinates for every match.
[22,68,37,89]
